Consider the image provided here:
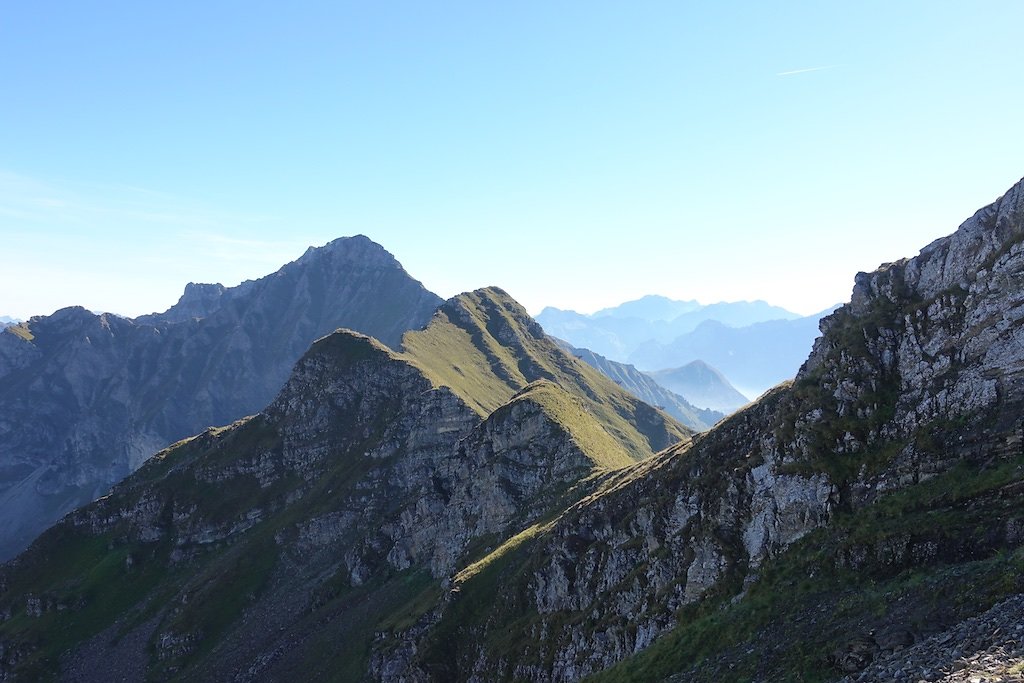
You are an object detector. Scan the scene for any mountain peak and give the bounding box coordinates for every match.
[152,282,227,323]
[843,176,1024,320]
[0,235,442,560]
[305,327,398,368]
[6,179,1024,683]
[500,379,638,470]
[592,294,702,322]
[439,286,546,342]
[646,360,749,413]
[402,287,689,457]
[296,234,402,270]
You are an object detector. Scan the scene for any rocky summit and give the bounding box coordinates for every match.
[0,236,441,561]
[2,176,1024,683]
[0,286,686,681]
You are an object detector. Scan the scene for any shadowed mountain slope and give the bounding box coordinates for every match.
[0,288,687,681]
[3,176,1024,682]
[0,236,441,560]
[374,176,1024,681]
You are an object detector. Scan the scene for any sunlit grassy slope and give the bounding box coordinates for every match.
[0,288,691,681]
[402,287,690,462]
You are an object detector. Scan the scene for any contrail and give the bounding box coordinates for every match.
[776,65,837,77]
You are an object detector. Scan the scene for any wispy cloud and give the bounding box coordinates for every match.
[0,170,322,317]
[0,169,278,232]
[177,230,313,265]
[776,65,838,77]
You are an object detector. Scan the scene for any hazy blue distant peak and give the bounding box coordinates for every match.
[646,360,749,414]
[691,300,802,323]
[628,309,832,398]
[0,315,20,324]
[591,295,702,322]
[552,338,723,431]
[690,318,730,333]
[536,306,586,320]
[557,296,802,327]
[536,297,812,369]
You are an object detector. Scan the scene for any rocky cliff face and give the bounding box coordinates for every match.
[0,288,686,682]
[1,177,1022,682]
[0,235,441,560]
[385,387,838,681]
[375,177,1024,681]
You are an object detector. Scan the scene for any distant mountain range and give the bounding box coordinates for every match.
[4,176,1024,682]
[537,298,837,398]
[630,310,839,398]
[0,316,18,329]
[0,235,441,560]
[0,286,689,682]
[537,297,801,361]
[591,294,702,321]
[646,360,749,413]
[554,340,723,430]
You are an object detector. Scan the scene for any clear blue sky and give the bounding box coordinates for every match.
[2,1,1023,320]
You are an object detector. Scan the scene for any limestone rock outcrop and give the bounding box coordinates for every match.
[3,177,1024,682]
[0,235,441,559]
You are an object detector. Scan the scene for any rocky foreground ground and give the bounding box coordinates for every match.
[840,594,1024,683]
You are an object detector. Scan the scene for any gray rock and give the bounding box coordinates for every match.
[0,235,441,560]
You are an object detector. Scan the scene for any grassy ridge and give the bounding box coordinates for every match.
[0,288,690,681]
[505,381,637,470]
[402,287,690,462]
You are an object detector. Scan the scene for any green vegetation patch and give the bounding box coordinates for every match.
[504,381,636,470]
[588,455,1024,683]
[403,313,524,416]
[402,288,689,462]
[5,323,34,342]
[0,532,177,681]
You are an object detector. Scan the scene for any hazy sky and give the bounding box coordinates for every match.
[2,2,1023,320]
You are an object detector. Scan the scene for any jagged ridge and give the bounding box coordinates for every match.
[0,235,441,560]
[0,288,687,681]
[3,175,1024,682]
[402,286,690,460]
[380,176,1024,681]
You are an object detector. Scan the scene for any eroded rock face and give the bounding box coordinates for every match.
[0,235,442,560]
[375,177,1024,681]
[802,177,1024,502]
[0,324,643,682]
[5,179,1024,682]
[403,394,840,682]
[65,338,604,585]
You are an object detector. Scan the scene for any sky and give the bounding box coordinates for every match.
[2,1,1023,321]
